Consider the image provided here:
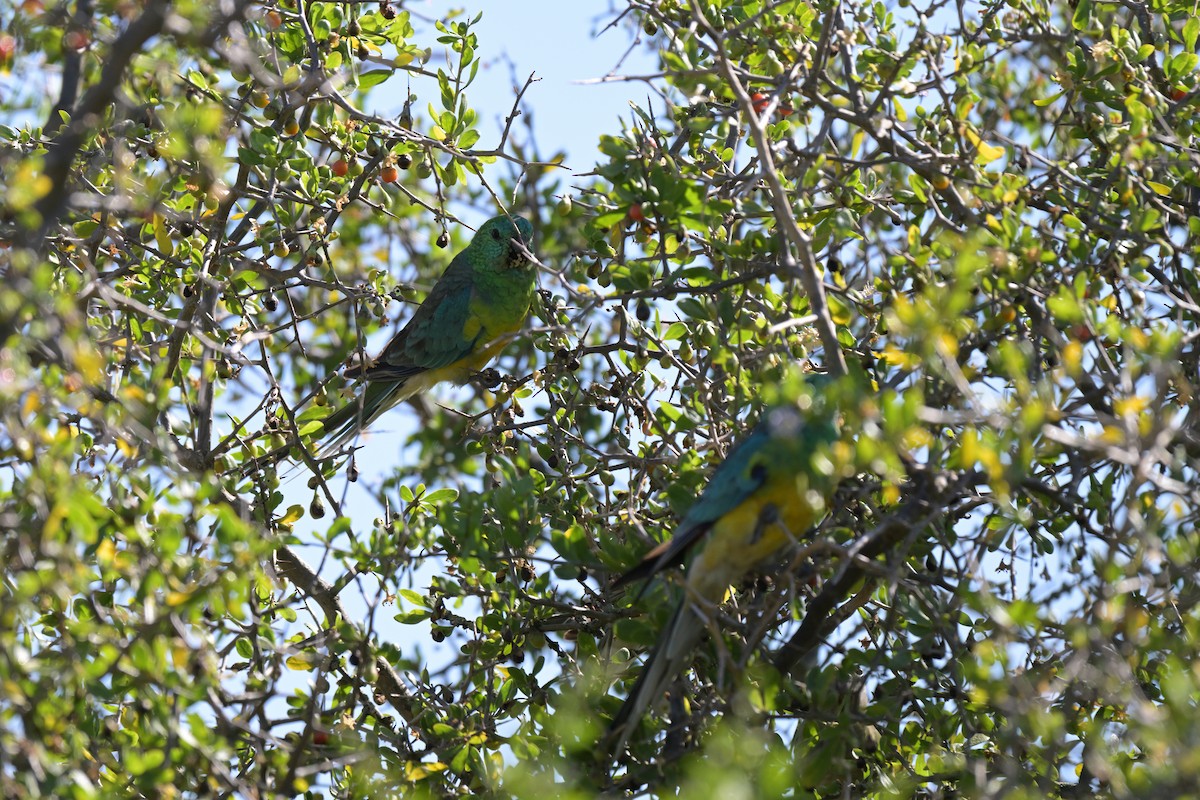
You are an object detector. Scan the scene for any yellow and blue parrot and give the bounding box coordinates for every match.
[607,403,840,754]
[320,214,536,453]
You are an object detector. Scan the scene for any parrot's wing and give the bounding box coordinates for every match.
[614,424,772,588]
[365,257,481,381]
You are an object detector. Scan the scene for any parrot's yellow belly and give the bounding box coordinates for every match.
[687,475,819,601]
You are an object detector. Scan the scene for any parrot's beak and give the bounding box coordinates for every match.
[509,235,536,269]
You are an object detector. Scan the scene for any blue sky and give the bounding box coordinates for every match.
[394,2,658,174]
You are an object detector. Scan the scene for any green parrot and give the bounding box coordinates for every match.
[607,403,840,755]
[320,214,537,453]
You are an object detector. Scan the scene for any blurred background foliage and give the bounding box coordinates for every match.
[3,0,1200,797]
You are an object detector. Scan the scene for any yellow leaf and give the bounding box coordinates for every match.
[1147,181,1172,196]
[1101,425,1124,444]
[406,762,448,781]
[902,426,932,449]
[153,213,172,254]
[1113,396,1149,416]
[97,538,117,566]
[937,331,959,357]
[280,504,304,525]
[963,125,1004,164]
[21,391,40,418]
[1063,341,1082,377]
[171,642,190,669]
[828,294,852,326]
[166,590,192,607]
[976,141,1005,163]
[286,654,314,671]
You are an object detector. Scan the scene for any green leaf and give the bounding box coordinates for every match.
[422,488,459,504]
[298,420,324,437]
[399,589,427,606]
[1071,0,1092,29]
[359,69,392,90]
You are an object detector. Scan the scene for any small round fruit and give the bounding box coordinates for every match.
[64,29,89,51]
[283,120,301,137]
[250,90,270,109]
[331,157,349,177]
[931,173,951,190]
[380,164,399,183]
[751,92,769,115]
[273,241,290,257]
[628,203,646,223]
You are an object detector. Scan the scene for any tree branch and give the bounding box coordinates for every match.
[29,0,169,243]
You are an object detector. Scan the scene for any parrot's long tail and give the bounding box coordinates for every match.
[607,600,706,758]
[317,378,407,457]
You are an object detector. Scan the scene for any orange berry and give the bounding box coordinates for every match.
[331,158,349,177]
[628,203,646,223]
[1171,87,1188,102]
[380,164,399,183]
[751,92,769,115]
[283,120,300,137]
[264,10,282,29]
[931,174,951,191]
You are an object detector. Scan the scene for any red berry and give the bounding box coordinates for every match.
[0,34,14,62]
[64,29,89,51]
[751,92,769,115]
[1171,87,1188,102]
[380,165,399,183]
[331,158,349,177]
[628,203,646,223]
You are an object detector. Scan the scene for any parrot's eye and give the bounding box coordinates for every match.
[490,228,501,241]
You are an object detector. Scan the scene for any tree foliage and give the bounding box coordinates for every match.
[3,0,1200,797]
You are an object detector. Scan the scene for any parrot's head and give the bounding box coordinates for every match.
[475,214,535,271]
